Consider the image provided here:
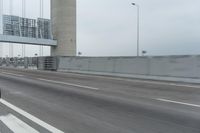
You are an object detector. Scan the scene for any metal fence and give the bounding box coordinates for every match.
[0,57,38,69]
[0,56,57,71]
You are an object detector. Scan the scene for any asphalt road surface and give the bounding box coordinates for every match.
[0,67,200,133]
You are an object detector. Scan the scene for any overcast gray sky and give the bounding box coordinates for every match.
[1,0,200,57]
[77,0,200,56]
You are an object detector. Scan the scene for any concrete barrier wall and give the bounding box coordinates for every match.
[58,55,200,78]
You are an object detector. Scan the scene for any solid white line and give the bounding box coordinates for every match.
[127,80,200,88]
[0,114,39,133]
[38,78,100,90]
[0,99,64,133]
[156,98,200,108]
[168,83,200,88]
[0,72,24,77]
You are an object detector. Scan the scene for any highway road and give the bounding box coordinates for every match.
[0,67,200,133]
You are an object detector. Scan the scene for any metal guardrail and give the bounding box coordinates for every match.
[0,56,58,71]
[0,57,37,69]
[37,56,58,71]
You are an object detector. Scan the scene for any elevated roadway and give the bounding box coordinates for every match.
[0,68,200,133]
[0,35,57,46]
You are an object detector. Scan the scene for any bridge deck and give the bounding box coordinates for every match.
[0,34,57,46]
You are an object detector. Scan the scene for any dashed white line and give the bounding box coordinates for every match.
[1,70,200,89]
[38,78,100,90]
[156,98,200,108]
[0,72,24,77]
[0,114,39,133]
[0,99,64,133]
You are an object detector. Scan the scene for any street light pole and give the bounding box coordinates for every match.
[132,3,140,56]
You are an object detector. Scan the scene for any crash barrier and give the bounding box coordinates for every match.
[1,55,200,79]
[58,55,200,79]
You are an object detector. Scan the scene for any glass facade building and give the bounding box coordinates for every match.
[3,15,52,39]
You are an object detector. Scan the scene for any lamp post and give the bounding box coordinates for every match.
[132,3,140,56]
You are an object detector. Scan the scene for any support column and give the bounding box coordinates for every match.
[51,0,76,56]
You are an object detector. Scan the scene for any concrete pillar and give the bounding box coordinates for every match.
[51,0,76,56]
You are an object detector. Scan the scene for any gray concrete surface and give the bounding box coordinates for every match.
[57,55,200,83]
[0,67,200,133]
[51,0,76,56]
[59,69,200,84]
[0,104,51,133]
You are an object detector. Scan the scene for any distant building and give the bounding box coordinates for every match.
[2,15,52,39]
[37,18,52,39]
[3,15,36,38]
[20,17,37,38]
[3,15,21,36]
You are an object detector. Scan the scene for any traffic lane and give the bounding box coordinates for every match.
[1,68,200,104]
[2,67,200,90]
[2,67,200,87]
[2,67,200,88]
[1,72,200,113]
[0,75,200,132]
[2,87,200,133]
[1,71,200,115]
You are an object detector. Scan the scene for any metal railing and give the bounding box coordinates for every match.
[0,56,58,71]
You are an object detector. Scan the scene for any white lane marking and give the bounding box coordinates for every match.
[0,114,39,133]
[2,69,200,89]
[38,78,100,90]
[168,83,200,88]
[156,98,200,108]
[0,72,24,77]
[126,80,200,88]
[0,99,64,133]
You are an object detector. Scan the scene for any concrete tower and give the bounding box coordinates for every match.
[51,0,76,56]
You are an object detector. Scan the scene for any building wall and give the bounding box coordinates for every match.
[51,0,76,56]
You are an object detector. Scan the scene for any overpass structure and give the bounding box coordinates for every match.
[0,34,57,46]
[0,0,76,56]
